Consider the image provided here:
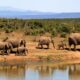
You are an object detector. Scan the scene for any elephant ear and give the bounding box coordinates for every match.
[20,39,26,46]
[69,37,77,45]
[20,39,23,43]
[73,38,77,45]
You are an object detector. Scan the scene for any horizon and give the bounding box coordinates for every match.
[0,0,80,13]
[0,6,80,13]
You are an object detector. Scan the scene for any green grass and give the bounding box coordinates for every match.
[0,18,80,37]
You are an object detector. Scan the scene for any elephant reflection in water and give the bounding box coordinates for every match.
[57,65,67,70]
[0,64,26,79]
[36,65,54,76]
[69,64,80,79]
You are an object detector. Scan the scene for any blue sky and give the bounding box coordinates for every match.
[0,0,80,12]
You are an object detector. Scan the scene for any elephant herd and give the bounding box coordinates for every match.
[0,38,27,55]
[0,32,80,56]
[37,33,80,51]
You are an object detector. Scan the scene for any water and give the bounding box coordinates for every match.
[0,62,80,80]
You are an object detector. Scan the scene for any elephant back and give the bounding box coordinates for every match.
[8,40,19,46]
[39,36,51,43]
[69,33,80,39]
[69,33,80,44]
[7,39,26,48]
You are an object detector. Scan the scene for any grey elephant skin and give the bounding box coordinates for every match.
[68,33,80,50]
[0,42,12,54]
[16,47,28,55]
[37,36,55,49]
[7,39,26,48]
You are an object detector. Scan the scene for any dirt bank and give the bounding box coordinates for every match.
[0,42,80,65]
[0,32,80,65]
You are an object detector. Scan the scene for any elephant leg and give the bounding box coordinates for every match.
[1,50,5,56]
[15,52,18,56]
[41,44,43,49]
[18,52,20,55]
[24,49,28,55]
[7,50,9,55]
[47,44,49,49]
[24,50,26,56]
[7,49,11,55]
[24,52,26,56]
[74,45,76,51]
[64,44,67,49]
[69,44,71,51]
[58,45,60,50]
[4,48,9,55]
[59,45,64,50]
[62,45,64,50]
[17,51,21,55]
[63,46,64,50]
[38,43,40,48]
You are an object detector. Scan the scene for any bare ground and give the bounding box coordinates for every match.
[0,31,80,65]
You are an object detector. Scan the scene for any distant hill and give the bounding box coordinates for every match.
[0,7,80,19]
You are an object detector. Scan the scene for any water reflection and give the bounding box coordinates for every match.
[0,63,79,80]
[0,64,26,80]
[69,64,80,80]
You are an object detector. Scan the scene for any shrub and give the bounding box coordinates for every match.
[51,29,57,37]
[5,28,13,33]
[60,32,67,38]
[58,24,71,33]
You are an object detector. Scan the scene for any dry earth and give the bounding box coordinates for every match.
[0,31,80,65]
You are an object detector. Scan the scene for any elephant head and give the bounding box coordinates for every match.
[20,39,26,47]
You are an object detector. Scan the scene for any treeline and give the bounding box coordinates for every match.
[0,18,80,37]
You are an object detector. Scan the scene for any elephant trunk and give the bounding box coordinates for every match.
[50,37,55,48]
[51,40,55,48]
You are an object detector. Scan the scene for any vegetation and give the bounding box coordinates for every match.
[0,18,80,36]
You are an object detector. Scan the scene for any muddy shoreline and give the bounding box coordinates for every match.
[0,51,80,66]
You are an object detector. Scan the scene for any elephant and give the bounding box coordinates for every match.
[6,39,26,49]
[0,42,12,55]
[68,33,80,50]
[16,47,28,55]
[37,36,55,49]
[58,41,67,50]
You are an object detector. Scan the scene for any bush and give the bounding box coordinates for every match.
[51,29,57,37]
[24,31,31,35]
[60,32,66,38]
[5,28,13,33]
[58,24,71,33]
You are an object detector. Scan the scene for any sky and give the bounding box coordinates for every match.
[0,0,80,12]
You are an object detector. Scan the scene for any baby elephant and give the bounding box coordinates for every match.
[58,41,67,50]
[16,47,28,56]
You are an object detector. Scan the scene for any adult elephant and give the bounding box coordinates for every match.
[37,36,55,49]
[68,33,80,50]
[7,39,26,49]
[0,42,12,55]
